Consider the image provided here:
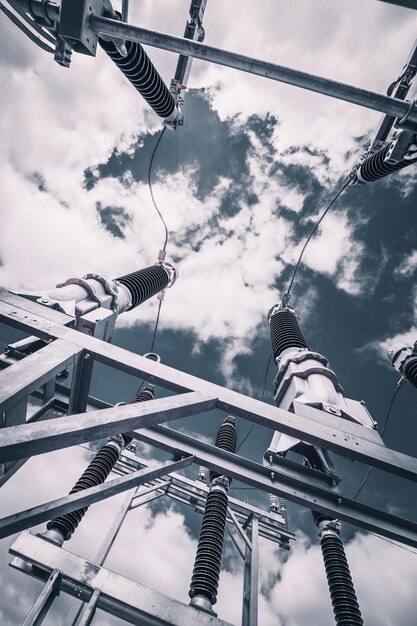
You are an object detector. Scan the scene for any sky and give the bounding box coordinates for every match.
[1,0,417,625]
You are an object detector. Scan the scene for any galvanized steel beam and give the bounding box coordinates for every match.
[0,392,216,462]
[89,16,417,131]
[10,532,234,626]
[136,425,417,548]
[0,457,193,539]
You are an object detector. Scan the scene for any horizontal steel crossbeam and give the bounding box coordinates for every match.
[10,532,234,626]
[2,295,417,483]
[0,392,216,461]
[89,16,417,130]
[0,457,193,539]
[135,425,417,548]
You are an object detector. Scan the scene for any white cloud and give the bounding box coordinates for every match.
[395,250,417,277]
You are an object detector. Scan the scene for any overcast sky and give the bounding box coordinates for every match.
[1,1,417,625]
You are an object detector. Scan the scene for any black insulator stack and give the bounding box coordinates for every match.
[47,442,120,540]
[135,383,156,403]
[355,144,416,183]
[269,308,309,360]
[403,355,417,389]
[190,417,237,607]
[189,488,228,605]
[47,386,155,540]
[115,265,169,311]
[320,534,363,625]
[210,416,237,482]
[313,512,363,626]
[99,39,176,119]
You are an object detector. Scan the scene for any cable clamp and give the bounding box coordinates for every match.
[318,519,341,537]
[157,290,166,301]
[157,249,166,262]
[397,99,417,128]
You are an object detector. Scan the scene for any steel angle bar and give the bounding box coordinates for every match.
[227,506,252,551]
[89,16,417,130]
[242,517,259,626]
[136,425,417,548]
[225,525,245,560]
[10,532,234,626]
[0,392,216,462]
[378,0,417,8]
[0,339,82,412]
[128,490,165,510]
[22,568,62,626]
[0,291,74,326]
[2,299,417,482]
[0,456,193,539]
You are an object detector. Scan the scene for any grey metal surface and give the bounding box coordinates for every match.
[0,457,193,539]
[135,425,417,548]
[378,0,417,8]
[3,296,415,482]
[10,532,235,626]
[89,16,417,130]
[62,488,137,626]
[76,588,101,626]
[0,339,81,413]
[0,392,216,462]
[242,517,259,626]
[21,568,62,626]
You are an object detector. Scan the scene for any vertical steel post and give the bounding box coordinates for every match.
[241,516,259,626]
[22,569,62,626]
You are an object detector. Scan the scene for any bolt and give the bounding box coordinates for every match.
[337,497,342,504]
[84,353,91,361]
[270,471,275,480]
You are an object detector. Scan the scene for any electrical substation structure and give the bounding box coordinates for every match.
[1,1,417,625]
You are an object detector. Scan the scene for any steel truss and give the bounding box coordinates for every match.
[1,291,417,625]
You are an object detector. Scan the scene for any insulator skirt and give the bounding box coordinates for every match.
[210,418,237,482]
[269,308,309,360]
[356,144,416,183]
[99,39,176,119]
[189,488,228,604]
[135,385,155,403]
[116,265,169,310]
[48,386,155,540]
[320,534,363,626]
[404,355,417,389]
[47,443,120,540]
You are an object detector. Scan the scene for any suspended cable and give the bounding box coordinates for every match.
[353,380,404,500]
[284,178,350,301]
[150,299,163,353]
[236,352,272,453]
[148,126,169,252]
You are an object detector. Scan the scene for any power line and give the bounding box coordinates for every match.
[284,178,350,300]
[236,352,273,453]
[148,126,169,252]
[353,381,404,500]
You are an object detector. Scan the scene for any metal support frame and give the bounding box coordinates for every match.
[11,532,234,626]
[22,568,62,626]
[1,291,417,549]
[88,15,417,132]
[0,457,193,539]
[242,516,259,626]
